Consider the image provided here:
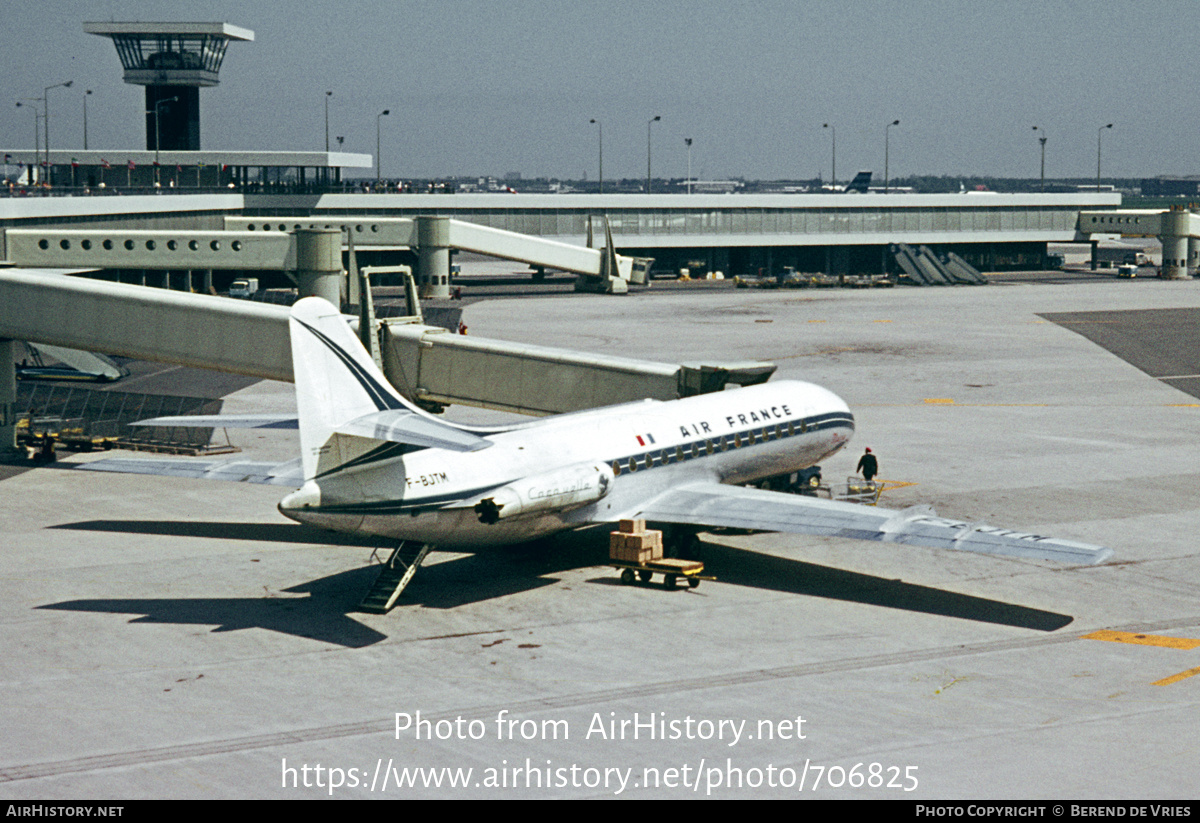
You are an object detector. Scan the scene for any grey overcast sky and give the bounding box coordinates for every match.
[4,0,1199,181]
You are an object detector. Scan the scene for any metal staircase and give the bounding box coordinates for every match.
[358,542,431,614]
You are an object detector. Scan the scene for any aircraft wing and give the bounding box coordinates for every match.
[75,457,304,487]
[629,482,1112,565]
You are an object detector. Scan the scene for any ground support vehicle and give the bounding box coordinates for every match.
[612,557,710,589]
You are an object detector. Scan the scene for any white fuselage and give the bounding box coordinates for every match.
[278,380,854,548]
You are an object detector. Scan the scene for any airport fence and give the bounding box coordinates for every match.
[15,383,226,454]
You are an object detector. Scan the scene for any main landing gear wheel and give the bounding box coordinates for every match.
[661,525,704,561]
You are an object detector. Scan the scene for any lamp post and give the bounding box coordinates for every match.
[1032,126,1047,191]
[148,96,178,186]
[884,119,899,193]
[685,137,693,194]
[376,109,390,180]
[43,80,73,185]
[1097,123,1112,192]
[16,100,41,159]
[324,91,332,152]
[646,115,661,194]
[589,118,603,194]
[83,89,92,150]
[16,100,41,185]
[822,122,836,189]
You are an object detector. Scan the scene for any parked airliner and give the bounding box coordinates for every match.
[90,297,1111,567]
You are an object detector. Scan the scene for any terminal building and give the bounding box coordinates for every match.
[252,190,1116,275]
[0,190,1121,284]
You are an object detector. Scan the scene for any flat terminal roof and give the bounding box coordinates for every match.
[2,150,372,169]
[83,22,255,41]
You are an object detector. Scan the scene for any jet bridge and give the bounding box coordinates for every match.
[2,216,650,296]
[1077,206,1200,279]
[0,267,775,453]
[222,215,652,295]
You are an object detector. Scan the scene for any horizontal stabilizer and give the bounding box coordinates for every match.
[131,410,490,452]
[29,343,126,381]
[628,483,1112,565]
[77,457,304,487]
[132,414,299,429]
[335,409,491,452]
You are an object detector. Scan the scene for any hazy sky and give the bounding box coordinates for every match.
[5,0,1199,181]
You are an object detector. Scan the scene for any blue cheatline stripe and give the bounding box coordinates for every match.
[609,412,852,476]
[308,483,508,516]
[296,317,405,412]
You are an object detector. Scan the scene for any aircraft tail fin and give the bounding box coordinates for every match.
[845,170,872,193]
[289,297,488,481]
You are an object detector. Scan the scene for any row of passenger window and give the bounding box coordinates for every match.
[611,419,812,477]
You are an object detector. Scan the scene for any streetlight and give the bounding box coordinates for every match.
[684,137,693,194]
[83,89,93,150]
[646,115,661,194]
[16,100,41,159]
[43,80,72,184]
[1097,123,1113,192]
[822,123,836,189]
[148,96,178,185]
[884,119,900,193]
[376,109,390,180]
[1032,126,1047,191]
[16,100,41,184]
[324,91,332,152]
[589,118,603,194]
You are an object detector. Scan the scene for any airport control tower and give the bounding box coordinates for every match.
[84,22,253,151]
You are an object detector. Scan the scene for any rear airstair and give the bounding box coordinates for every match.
[359,542,431,614]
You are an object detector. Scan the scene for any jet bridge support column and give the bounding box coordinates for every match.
[294,228,344,304]
[1160,208,1192,280]
[416,216,451,300]
[0,339,22,460]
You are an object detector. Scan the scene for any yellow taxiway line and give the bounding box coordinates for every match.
[1083,630,1200,686]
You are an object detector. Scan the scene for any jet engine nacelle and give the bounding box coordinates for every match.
[474,462,615,524]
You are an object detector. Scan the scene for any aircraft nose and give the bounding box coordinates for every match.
[807,383,851,415]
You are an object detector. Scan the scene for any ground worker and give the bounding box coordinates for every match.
[857,447,878,482]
